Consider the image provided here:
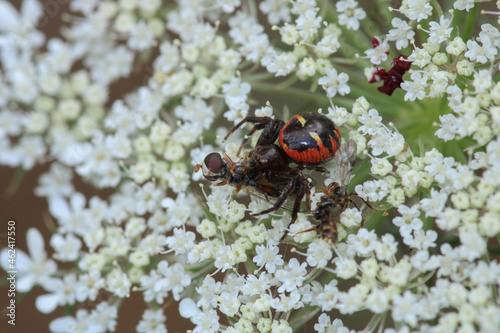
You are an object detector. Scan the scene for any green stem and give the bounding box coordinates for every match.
[363,313,384,333]
[290,306,322,331]
[331,57,360,65]
[277,75,300,90]
[462,4,479,41]
[188,260,216,275]
[487,245,500,254]
[246,0,257,19]
[3,167,26,199]
[430,0,444,18]
[249,81,329,105]
[245,256,258,274]
[375,0,394,28]
[309,74,320,92]
[319,0,333,22]
[243,72,276,83]
[407,270,435,289]
[303,267,323,285]
[346,80,411,115]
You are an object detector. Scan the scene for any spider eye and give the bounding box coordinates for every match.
[204,153,223,173]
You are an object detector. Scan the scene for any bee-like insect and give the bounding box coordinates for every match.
[312,140,373,242]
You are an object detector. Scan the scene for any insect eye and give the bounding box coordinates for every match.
[204,153,223,173]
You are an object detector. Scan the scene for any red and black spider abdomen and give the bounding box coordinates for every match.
[279,113,341,164]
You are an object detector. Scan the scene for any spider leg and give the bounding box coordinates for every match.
[289,177,306,229]
[292,169,311,210]
[224,117,265,141]
[252,176,296,217]
[236,122,269,156]
[224,117,276,156]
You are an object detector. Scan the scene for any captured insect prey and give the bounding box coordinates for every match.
[308,139,374,243]
[195,144,313,235]
[197,112,342,238]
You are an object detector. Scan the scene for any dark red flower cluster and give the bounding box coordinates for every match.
[369,55,412,95]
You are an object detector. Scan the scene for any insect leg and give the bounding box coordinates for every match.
[347,194,374,228]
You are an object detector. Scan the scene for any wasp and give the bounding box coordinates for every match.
[309,140,373,243]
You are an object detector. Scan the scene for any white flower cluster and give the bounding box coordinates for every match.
[0,0,499,332]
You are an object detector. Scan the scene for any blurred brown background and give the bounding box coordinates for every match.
[0,1,191,332]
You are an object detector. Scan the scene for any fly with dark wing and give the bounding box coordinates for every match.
[312,139,373,243]
[195,143,313,233]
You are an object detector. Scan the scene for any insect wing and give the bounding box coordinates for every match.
[334,139,357,187]
[241,185,298,213]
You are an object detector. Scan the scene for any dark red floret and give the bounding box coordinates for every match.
[369,55,412,96]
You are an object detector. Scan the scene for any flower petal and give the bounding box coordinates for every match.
[0,1,20,32]
[48,196,70,219]
[179,298,200,319]
[70,192,85,211]
[26,228,46,262]
[49,316,76,333]
[21,0,43,25]
[14,249,31,271]
[35,293,60,313]
[17,273,36,292]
